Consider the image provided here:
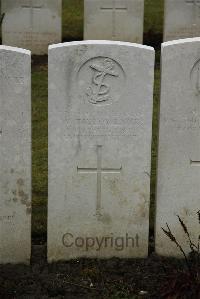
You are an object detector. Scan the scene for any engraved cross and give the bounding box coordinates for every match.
[77,145,122,218]
[186,0,200,18]
[21,0,44,29]
[100,1,127,38]
[190,159,200,166]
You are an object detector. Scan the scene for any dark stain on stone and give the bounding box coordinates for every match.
[17,178,24,186]
[12,179,31,213]
[12,190,17,196]
[26,207,32,215]
[97,213,112,225]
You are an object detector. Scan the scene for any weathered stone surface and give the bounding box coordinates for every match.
[0,46,31,264]
[48,40,154,261]
[84,0,144,43]
[2,0,62,55]
[156,38,200,257]
[164,0,200,41]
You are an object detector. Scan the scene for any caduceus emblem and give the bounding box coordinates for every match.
[86,58,119,104]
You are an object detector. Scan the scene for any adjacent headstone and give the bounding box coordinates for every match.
[1,0,62,55]
[0,46,31,264]
[48,41,154,261]
[84,0,144,43]
[164,0,200,41]
[156,38,200,257]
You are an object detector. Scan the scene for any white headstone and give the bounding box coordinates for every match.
[0,46,31,264]
[164,0,200,41]
[156,38,200,257]
[48,41,154,261]
[1,0,62,55]
[84,0,144,43]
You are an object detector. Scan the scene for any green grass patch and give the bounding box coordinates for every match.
[62,0,83,41]
[32,64,48,239]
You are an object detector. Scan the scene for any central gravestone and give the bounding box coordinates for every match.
[0,46,31,264]
[48,41,154,261]
[164,0,200,41]
[84,0,144,43]
[1,0,62,55]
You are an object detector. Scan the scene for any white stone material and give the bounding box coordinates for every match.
[164,0,200,41]
[156,38,200,257]
[84,0,144,43]
[2,0,62,55]
[0,46,31,264]
[48,40,154,261]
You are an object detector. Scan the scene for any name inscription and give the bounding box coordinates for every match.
[0,212,15,223]
[163,112,200,130]
[65,113,144,137]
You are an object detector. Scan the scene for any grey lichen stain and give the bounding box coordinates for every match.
[17,178,24,186]
[12,178,31,215]
[76,45,88,58]
[108,178,127,204]
[97,213,112,225]
[134,185,149,220]
[26,207,32,215]
[182,207,189,216]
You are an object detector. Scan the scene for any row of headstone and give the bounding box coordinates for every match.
[84,0,144,44]
[2,0,200,55]
[1,0,144,55]
[1,38,200,264]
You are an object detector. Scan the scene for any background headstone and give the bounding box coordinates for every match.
[1,0,62,55]
[156,38,200,257]
[164,0,200,41]
[0,46,31,264]
[84,0,144,43]
[48,40,154,261]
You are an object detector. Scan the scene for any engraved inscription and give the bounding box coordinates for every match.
[162,111,200,130]
[65,112,144,137]
[77,145,122,218]
[166,27,200,40]
[186,0,200,5]
[78,57,126,106]
[190,59,200,94]
[0,212,16,223]
[100,2,127,39]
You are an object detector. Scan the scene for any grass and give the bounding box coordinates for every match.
[32,62,48,239]
[32,0,163,240]
[144,0,164,35]
[62,0,83,41]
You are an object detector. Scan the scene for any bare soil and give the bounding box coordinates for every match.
[0,245,186,299]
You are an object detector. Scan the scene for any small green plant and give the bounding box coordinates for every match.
[161,211,200,299]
